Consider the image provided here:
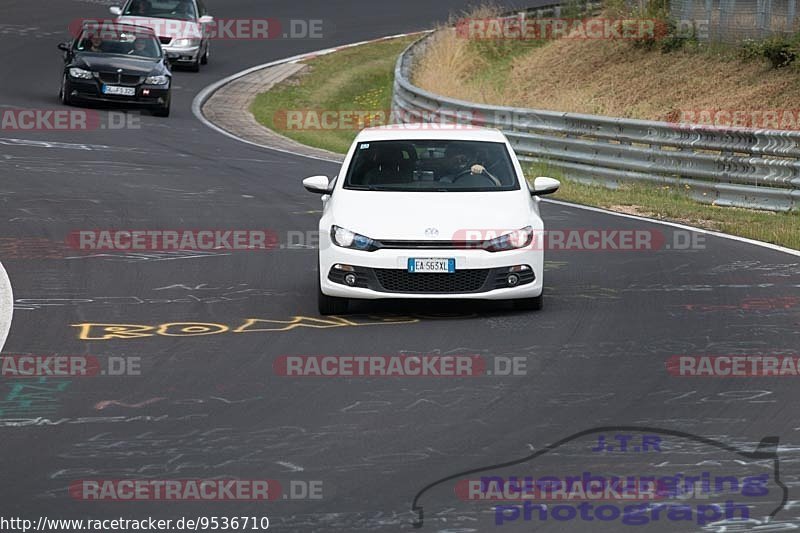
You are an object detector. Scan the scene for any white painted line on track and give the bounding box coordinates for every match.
[0,262,13,352]
[194,33,800,259]
[543,199,800,257]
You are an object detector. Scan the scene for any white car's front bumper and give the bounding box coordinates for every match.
[164,43,201,62]
[319,243,543,300]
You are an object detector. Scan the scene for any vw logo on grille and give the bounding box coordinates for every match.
[424,227,439,238]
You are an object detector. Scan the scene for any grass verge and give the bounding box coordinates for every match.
[250,35,419,154]
[528,166,800,250]
[249,34,799,250]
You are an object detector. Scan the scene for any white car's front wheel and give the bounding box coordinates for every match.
[318,262,349,315]
[513,292,543,311]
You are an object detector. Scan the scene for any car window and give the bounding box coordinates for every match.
[344,140,520,192]
[75,28,162,58]
[124,0,198,20]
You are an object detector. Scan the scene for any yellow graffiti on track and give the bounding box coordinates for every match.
[73,315,420,341]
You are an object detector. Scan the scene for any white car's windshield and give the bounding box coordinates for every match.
[124,0,197,20]
[344,140,520,192]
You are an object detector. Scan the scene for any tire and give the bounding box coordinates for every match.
[317,263,349,315]
[152,96,170,117]
[318,290,349,315]
[60,74,72,106]
[200,42,209,65]
[513,292,543,311]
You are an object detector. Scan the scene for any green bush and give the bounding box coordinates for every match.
[740,36,798,68]
[606,0,685,53]
[560,0,589,19]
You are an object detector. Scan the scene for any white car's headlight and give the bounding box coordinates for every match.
[144,75,169,85]
[68,68,93,80]
[172,38,201,47]
[330,226,378,251]
[485,226,534,252]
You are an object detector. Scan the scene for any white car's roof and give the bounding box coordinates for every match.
[355,124,507,143]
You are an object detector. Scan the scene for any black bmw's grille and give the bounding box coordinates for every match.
[98,73,142,86]
[374,269,489,293]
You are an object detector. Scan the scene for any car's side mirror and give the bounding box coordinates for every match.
[199,15,214,23]
[531,176,560,196]
[109,6,123,15]
[303,175,331,194]
[57,42,71,52]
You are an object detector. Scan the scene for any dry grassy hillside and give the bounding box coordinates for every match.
[413,22,800,125]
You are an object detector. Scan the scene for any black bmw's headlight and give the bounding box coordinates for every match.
[69,67,93,80]
[144,75,169,85]
[330,225,379,251]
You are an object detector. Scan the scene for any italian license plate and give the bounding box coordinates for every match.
[408,258,455,273]
[102,85,136,96]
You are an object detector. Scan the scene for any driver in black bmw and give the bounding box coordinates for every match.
[58,24,172,117]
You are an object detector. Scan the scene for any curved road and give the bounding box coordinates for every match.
[0,0,798,531]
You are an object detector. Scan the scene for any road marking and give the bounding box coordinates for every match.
[276,461,305,472]
[0,262,12,352]
[74,315,420,340]
[95,398,166,410]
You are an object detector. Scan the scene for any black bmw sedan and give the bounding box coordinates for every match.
[58,24,172,117]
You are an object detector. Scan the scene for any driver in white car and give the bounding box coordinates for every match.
[441,143,500,185]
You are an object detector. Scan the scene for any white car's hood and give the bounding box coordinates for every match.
[116,16,201,38]
[330,190,536,241]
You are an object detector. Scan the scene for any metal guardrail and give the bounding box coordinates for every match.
[513,1,603,18]
[392,34,800,211]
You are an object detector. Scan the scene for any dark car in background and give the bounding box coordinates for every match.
[58,24,172,117]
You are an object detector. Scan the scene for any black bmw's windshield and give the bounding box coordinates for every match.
[344,140,520,192]
[75,29,161,59]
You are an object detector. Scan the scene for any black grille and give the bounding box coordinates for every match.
[159,36,172,44]
[374,269,489,293]
[377,240,485,250]
[98,72,142,86]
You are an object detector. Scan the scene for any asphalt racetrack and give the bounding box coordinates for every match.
[0,0,798,531]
